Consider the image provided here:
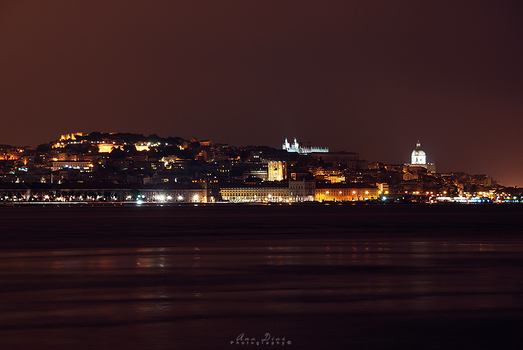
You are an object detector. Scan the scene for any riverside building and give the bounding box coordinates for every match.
[315,182,380,202]
[219,180,315,203]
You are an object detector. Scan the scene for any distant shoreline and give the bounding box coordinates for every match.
[0,200,514,208]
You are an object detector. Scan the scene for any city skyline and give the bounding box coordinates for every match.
[0,132,514,188]
[0,127,517,204]
[1,1,522,186]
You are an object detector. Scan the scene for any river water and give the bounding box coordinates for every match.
[1,204,522,349]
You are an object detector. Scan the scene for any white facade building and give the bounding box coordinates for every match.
[282,138,329,155]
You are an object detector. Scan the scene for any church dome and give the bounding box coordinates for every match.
[411,141,426,165]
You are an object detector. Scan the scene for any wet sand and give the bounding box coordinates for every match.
[1,204,522,349]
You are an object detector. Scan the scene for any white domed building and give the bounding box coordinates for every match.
[405,141,436,174]
[411,141,426,165]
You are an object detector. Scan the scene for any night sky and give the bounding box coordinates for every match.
[1,1,522,186]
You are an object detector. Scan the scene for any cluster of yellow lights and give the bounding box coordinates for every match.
[60,133,83,141]
[135,145,150,152]
[97,144,123,153]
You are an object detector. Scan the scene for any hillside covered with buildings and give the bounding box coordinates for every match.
[0,132,519,204]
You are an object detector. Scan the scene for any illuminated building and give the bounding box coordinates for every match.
[0,182,209,203]
[268,161,286,181]
[135,143,150,152]
[405,141,436,173]
[311,167,345,183]
[411,141,426,165]
[98,143,123,153]
[60,132,83,141]
[315,183,380,201]
[161,156,184,169]
[220,183,289,202]
[219,180,315,202]
[282,138,329,154]
[51,161,93,172]
[0,148,24,160]
[377,183,390,195]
